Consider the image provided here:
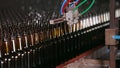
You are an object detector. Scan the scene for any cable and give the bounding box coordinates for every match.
[63,0,71,12]
[75,0,79,2]
[79,0,95,16]
[75,0,79,4]
[73,0,87,12]
[70,0,79,7]
[60,0,80,15]
[60,0,67,15]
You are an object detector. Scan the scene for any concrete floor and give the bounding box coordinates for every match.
[63,46,110,68]
[57,46,120,68]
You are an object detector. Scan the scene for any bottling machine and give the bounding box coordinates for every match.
[0,0,120,68]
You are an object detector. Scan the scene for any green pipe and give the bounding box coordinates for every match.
[80,0,95,16]
[73,0,87,12]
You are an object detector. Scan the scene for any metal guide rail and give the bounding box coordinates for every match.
[0,8,119,68]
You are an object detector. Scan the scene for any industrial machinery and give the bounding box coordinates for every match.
[0,0,120,68]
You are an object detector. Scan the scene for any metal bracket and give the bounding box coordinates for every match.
[105,28,119,45]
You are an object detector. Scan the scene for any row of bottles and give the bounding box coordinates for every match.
[69,8,120,33]
[0,8,69,68]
